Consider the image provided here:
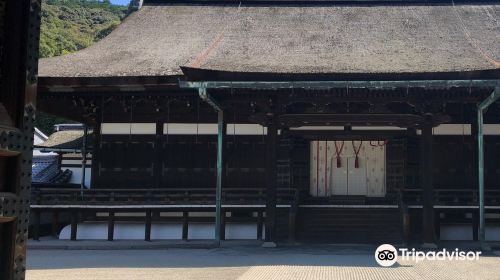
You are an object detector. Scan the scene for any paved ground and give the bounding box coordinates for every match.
[27,246,500,280]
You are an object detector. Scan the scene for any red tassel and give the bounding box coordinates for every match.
[352,141,363,169]
[334,141,345,168]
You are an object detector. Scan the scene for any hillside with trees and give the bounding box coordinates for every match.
[38,0,129,134]
[40,0,129,58]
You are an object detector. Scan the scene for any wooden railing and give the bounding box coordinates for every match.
[402,188,500,206]
[30,185,500,207]
[31,186,299,206]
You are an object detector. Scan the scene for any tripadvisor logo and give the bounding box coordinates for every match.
[375,244,482,267]
[375,244,398,267]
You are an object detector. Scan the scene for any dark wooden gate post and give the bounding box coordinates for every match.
[421,123,435,246]
[264,123,278,246]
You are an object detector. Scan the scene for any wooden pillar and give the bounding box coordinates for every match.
[182,211,189,241]
[32,210,40,241]
[288,207,296,243]
[51,211,59,238]
[435,210,440,240]
[107,211,115,241]
[153,121,164,188]
[220,210,226,241]
[464,114,479,241]
[265,124,278,244]
[472,209,479,241]
[257,210,263,240]
[81,125,88,189]
[145,210,152,241]
[70,210,78,241]
[421,124,435,244]
[215,111,227,242]
[91,113,102,188]
[471,115,479,189]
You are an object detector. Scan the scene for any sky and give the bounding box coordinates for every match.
[110,0,130,6]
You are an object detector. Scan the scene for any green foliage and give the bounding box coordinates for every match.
[36,112,77,135]
[39,0,128,58]
[37,0,128,132]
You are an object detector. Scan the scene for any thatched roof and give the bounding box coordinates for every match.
[38,3,500,78]
[36,131,92,151]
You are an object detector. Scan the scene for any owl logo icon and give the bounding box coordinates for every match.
[375,244,398,267]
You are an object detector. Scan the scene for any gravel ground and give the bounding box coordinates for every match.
[27,247,500,280]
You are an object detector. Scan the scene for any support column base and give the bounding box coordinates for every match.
[262,242,277,248]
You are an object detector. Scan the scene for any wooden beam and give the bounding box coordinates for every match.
[284,129,412,140]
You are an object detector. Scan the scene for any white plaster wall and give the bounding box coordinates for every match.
[440,225,500,241]
[66,167,91,188]
[59,222,262,240]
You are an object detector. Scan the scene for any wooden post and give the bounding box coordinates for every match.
[421,123,435,245]
[471,116,480,242]
[107,211,115,241]
[257,210,263,240]
[91,109,102,188]
[471,115,479,189]
[265,124,278,245]
[288,207,296,243]
[145,210,152,241]
[220,210,226,241]
[70,210,78,241]
[182,211,189,241]
[472,209,479,241]
[154,121,164,188]
[51,211,59,238]
[32,210,40,241]
[215,111,227,243]
[435,210,440,240]
[81,125,88,190]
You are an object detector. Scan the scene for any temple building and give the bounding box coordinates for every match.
[32,0,500,246]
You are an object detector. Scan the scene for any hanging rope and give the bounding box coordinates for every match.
[352,140,363,168]
[334,141,344,168]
